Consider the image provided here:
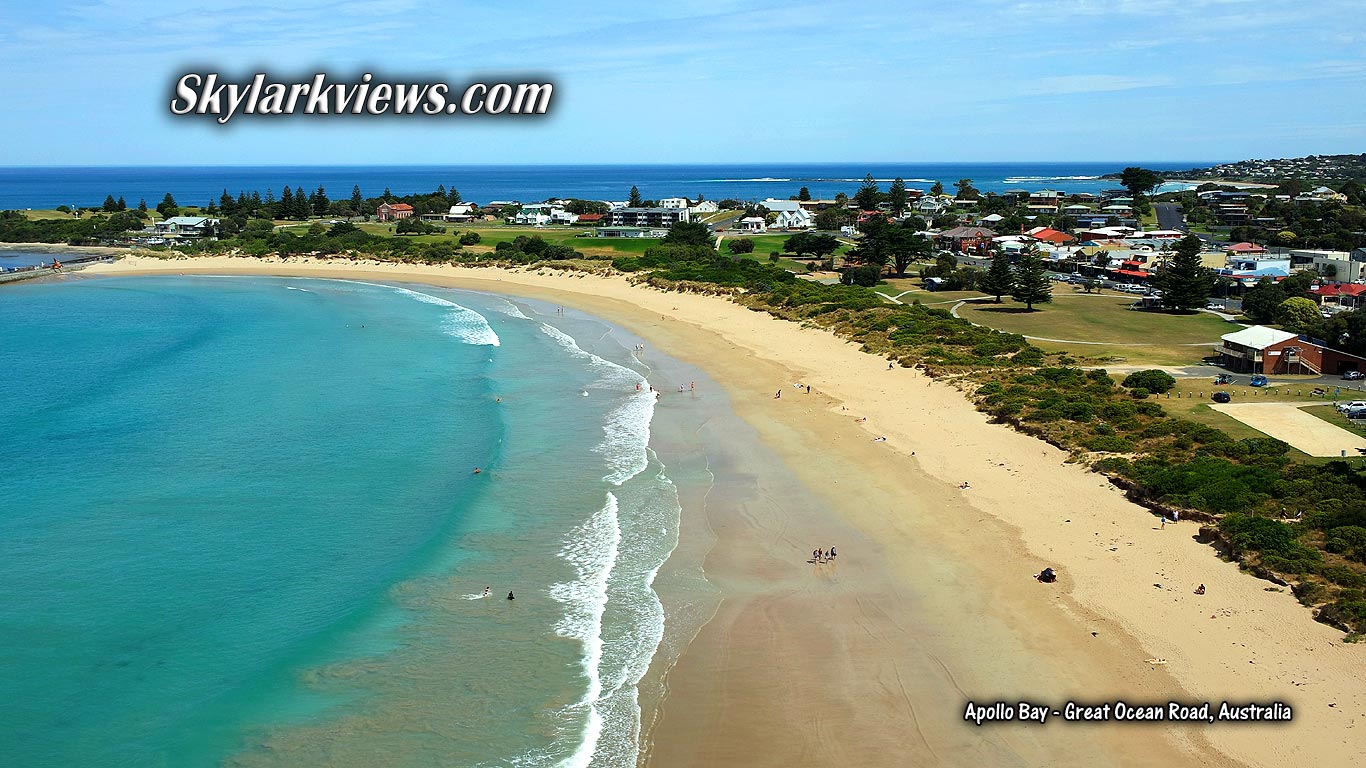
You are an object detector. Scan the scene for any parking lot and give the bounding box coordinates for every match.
[1208,402,1366,457]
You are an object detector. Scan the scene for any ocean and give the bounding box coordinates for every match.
[0,275,703,767]
[0,163,1216,210]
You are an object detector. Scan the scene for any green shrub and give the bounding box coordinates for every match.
[1122,369,1177,394]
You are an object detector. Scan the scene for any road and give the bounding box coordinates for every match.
[1153,202,1186,232]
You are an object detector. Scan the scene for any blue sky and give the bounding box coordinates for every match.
[1,0,1362,165]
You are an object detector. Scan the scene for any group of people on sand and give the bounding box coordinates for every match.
[810,547,837,564]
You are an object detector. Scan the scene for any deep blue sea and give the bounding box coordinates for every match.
[0,163,1216,210]
[0,275,684,767]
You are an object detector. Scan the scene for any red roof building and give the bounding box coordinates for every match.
[377,202,415,222]
[1310,283,1366,308]
[1227,242,1267,255]
[1028,227,1076,244]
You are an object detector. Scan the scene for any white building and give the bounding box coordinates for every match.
[735,216,767,233]
[760,198,805,214]
[771,209,813,229]
[690,200,719,214]
[659,197,691,209]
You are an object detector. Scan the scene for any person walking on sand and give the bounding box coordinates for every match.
[829,546,837,559]
[775,389,782,399]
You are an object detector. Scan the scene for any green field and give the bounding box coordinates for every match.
[958,294,1238,365]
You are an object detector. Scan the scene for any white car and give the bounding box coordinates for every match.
[1206,302,1226,310]
[1336,400,1366,413]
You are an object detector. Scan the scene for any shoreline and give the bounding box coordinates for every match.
[73,255,1365,766]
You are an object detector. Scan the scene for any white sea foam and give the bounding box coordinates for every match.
[538,323,651,485]
[321,279,501,346]
[1002,175,1102,183]
[550,492,622,767]
[492,298,533,320]
[283,285,312,292]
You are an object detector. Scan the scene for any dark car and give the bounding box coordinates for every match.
[1212,391,1232,403]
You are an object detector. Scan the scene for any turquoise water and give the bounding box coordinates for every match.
[0,276,684,767]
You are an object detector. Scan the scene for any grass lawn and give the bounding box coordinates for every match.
[957,294,1239,365]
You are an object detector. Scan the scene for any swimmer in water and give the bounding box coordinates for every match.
[483,586,491,598]
[507,591,516,601]
[473,468,482,474]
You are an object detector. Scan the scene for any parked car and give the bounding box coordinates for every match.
[1214,374,1233,385]
[1206,302,1226,310]
[1343,370,1364,380]
[1250,375,1269,387]
[1348,407,1366,421]
[1212,391,1232,403]
[1336,400,1366,413]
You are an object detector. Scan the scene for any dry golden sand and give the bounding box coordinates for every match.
[81,256,1365,767]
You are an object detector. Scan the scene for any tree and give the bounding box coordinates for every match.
[351,185,364,213]
[978,254,1015,303]
[887,230,931,277]
[727,238,755,254]
[293,186,309,219]
[278,186,294,219]
[1242,278,1287,324]
[840,265,882,287]
[814,207,850,231]
[853,174,881,211]
[930,181,945,196]
[1122,369,1176,394]
[1011,245,1053,310]
[785,231,840,259]
[798,186,811,202]
[628,185,643,207]
[156,193,179,219]
[954,178,980,201]
[137,198,148,213]
[1119,167,1161,198]
[117,196,127,211]
[102,195,118,212]
[662,220,713,247]
[312,185,329,216]
[1275,297,1322,333]
[887,177,908,216]
[459,231,482,245]
[1150,234,1214,311]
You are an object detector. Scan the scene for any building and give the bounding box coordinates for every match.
[659,197,691,209]
[689,200,719,215]
[1310,283,1366,310]
[937,226,997,253]
[771,209,813,229]
[153,216,220,238]
[443,203,479,222]
[1027,226,1075,245]
[1217,325,1366,375]
[595,226,668,238]
[735,216,767,233]
[377,203,414,221]
[607,207,690,228]
[573,213,605,226]
[760,198,805,214]
[1227,242,1268,256]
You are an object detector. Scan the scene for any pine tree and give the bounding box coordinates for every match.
[887,178,908,216]
[117,196,127,211]
[279,186,294,219]
[1152,234,1214,311]
[382,187,393,202]
[798,186,811,202]
[351,185,364,213]
[1011,245,1053,310]
[156,193,179,219]
[979,253,1015,303]
[312,185,329,216]
[628,185,643,207]
[220,189,234,214]
[447,187,461,204]
[293,187,309,219]
[102,195,118,212]
[137,198,148,213]
[853,174,881,211]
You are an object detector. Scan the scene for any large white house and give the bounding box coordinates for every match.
[760,198,805,213]
[735,216,767,233]
[689,200,719,214]
[771,209,813,229]
[512,204,578,226]
[659,197,691,209]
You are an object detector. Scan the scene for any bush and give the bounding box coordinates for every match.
[459,231,482,245]
[840,265,882,287]
[1122,369,1176,394]
[726,238,755,254]
[1130,387,1150,399]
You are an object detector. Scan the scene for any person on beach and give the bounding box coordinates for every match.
[636,382,641,391]
[874,436,887,442]
[1195,584,1206,595]
[775,390,782,399]
[888,362,894,370]
[829,546,837,559]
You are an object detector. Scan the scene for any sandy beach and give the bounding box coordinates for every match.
[75,255,1365,767]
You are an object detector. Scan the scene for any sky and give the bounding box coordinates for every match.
[1,0,1363,165]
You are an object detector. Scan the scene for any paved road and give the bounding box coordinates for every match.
[1154,202,1186,232]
